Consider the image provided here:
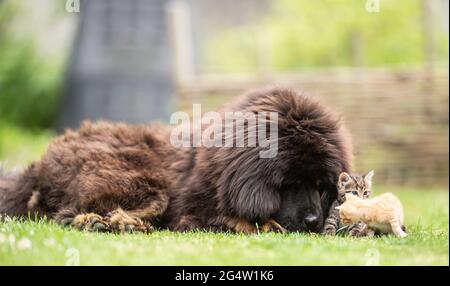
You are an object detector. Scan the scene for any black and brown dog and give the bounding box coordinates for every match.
[0,87,352,234]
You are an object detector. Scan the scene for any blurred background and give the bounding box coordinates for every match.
[0,0,448,187]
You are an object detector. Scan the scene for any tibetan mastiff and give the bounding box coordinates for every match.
[0,87,352,234]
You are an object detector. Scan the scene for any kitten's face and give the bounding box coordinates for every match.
[337,194,363,225]
[337,170,374,203]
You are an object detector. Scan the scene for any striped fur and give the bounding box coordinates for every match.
[322,171,374,236]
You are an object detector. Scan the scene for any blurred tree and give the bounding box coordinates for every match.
[0,1,62,130]
[204,0,449,72]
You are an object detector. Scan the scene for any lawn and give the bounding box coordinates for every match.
[0,125,448,265]
[0,188,448,266]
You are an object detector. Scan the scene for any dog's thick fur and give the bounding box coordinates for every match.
[0,122,174,232]
[165,87,352,233]
[0,87,352,234]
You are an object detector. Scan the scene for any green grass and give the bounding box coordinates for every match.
[0,123,53,168]
[0,188,448,266]
[0,125,448,265]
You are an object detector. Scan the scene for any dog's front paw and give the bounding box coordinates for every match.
[261,219,287,233]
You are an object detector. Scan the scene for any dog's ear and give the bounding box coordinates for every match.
[217,149,282,221]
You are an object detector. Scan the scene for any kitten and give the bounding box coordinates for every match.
[337,192,407,238]
[322,170,374,236]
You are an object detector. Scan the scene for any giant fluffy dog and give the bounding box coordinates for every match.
[0,87,352,234]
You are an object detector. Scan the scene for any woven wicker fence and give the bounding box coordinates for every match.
[176,67,449,187]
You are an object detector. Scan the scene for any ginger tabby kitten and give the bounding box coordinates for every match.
[337,192,407,238]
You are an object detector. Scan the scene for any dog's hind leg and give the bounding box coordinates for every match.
[53,189,169,234]
[105,190,169,233]
[54,208,150,233]
[53,205,158,234]
[127,190,169,222]
[104,208,151,233]
[54,208,110,232]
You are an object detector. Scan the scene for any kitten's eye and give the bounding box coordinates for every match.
[363,191,368,196]
[352,191,358,195]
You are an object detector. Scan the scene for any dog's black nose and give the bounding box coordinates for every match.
[304,215,319,229]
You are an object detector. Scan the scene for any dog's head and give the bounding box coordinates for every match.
[217,149,330,233]
[215,88,351,233]
[274,185,325,233]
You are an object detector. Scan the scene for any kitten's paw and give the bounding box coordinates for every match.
[322,226,337,235]
[398,232,408,238]
[349,222,371,237]
[106,208,152,233]
[396,230,408,238]
[261,219,287,233]
[349,228,363,237]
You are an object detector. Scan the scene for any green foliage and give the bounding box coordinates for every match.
[0,46,62,129]
[0,123,53,166]
[0,188,448,265]
[0,1,63,130]
[205,0,449,72]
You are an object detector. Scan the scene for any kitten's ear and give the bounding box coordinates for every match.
[338,172,351,188]
[364,170,375,183]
